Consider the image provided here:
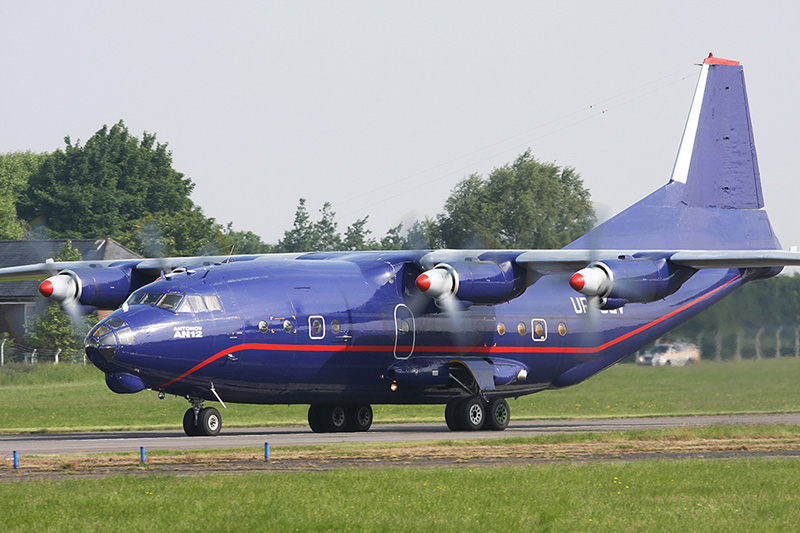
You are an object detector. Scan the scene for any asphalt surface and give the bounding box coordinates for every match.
[3,413,799,456]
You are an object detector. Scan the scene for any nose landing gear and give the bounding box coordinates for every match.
[183,397,222,436]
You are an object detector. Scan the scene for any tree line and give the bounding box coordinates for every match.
[0,121,596,256]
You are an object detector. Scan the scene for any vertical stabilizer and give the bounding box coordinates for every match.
[566,54,778,251]
[670,54,763,208]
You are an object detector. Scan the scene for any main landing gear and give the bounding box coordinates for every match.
[183,397,222,436]
[307,404,374,433]
[445,396,510,431]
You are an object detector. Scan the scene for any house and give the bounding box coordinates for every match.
[0,239,141,341]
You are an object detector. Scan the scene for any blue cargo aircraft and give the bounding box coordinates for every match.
[3,54,799,436]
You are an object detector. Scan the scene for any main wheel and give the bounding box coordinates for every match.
[198,407,222,436]
[484,397,510,431]
[346,404,373,432]
[445,398,463,431]
[325,405,348,432]
[308,404,348,433]
[183,408,199,436]
[456,397,485,431]
[308,404,326,433]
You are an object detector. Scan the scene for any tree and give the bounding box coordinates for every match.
[277,199,409,252]
[121,207,229,257]
[25,241,97,360]
[0,151,48,239]
[434,150,596,249]
[223,223,273,254]
[18,121,194,239]
[14,121,253,257]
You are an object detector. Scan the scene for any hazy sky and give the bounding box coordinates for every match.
[2,1,798,250]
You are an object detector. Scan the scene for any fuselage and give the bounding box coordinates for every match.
[84,251,756,406]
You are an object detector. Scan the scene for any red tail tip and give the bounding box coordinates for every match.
[39,279,54,298]
[704,53,740,66]
[416,274,431,292]
[569,272,585,292]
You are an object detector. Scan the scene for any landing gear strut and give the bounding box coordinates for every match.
[444,397,510,431]
[307,404,373,433]
[183,397,222,436]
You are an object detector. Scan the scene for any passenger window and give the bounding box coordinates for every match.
[309,315,325,339]
[532,319,547,342]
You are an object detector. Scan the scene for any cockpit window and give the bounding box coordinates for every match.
[126,292,164,306]
[204,295,222,311]
[92,324,111,338]
[187,295,207,312]
[185,294,222,312]
[106,316,126,329]
[158,293,184,312]
[125,290,221,313]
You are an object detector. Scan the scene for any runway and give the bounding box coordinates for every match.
[3,413,799,456]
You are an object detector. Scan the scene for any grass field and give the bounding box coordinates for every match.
[1,457,799,531]
[1,357,800,433]
[2,361,800,531]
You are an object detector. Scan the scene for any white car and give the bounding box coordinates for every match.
[636,343,700,367]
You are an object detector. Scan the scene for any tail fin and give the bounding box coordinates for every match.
[568,54,780,251]
[671,54,763,208]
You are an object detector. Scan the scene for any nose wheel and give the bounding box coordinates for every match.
[183,399,222,436]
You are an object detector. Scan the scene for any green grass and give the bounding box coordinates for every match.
[2,458,800,531]
[1,358,799,433]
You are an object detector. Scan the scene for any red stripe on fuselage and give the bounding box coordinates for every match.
[153,274,741,389]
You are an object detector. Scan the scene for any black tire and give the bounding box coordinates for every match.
[346,405,373,432]
[456,397,485,431]
[183,408,199,436]
[198,407,222,436]
[308,404,348,433]
[308,404,326,433]
[445,398,462,431]
[484,397,510,431]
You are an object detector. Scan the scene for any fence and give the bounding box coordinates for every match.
[0,338,85,365]
[660,325,800,361]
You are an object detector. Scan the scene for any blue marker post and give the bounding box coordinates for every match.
[140,446,146,464]
[265,442,269,461]
[13,451,18,470]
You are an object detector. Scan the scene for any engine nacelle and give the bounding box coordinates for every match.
[39,267,133,310]
[569,257,693,304]
[415,261,522,306]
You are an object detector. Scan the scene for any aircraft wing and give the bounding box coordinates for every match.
[667,250,800,269]
[0,254,272,283]
[515,249,800,274]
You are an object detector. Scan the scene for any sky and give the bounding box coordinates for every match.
[1,1,799,250]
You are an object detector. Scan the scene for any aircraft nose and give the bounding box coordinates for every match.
[84,316,135,368]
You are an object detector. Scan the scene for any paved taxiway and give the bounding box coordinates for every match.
[3,413,798,456]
